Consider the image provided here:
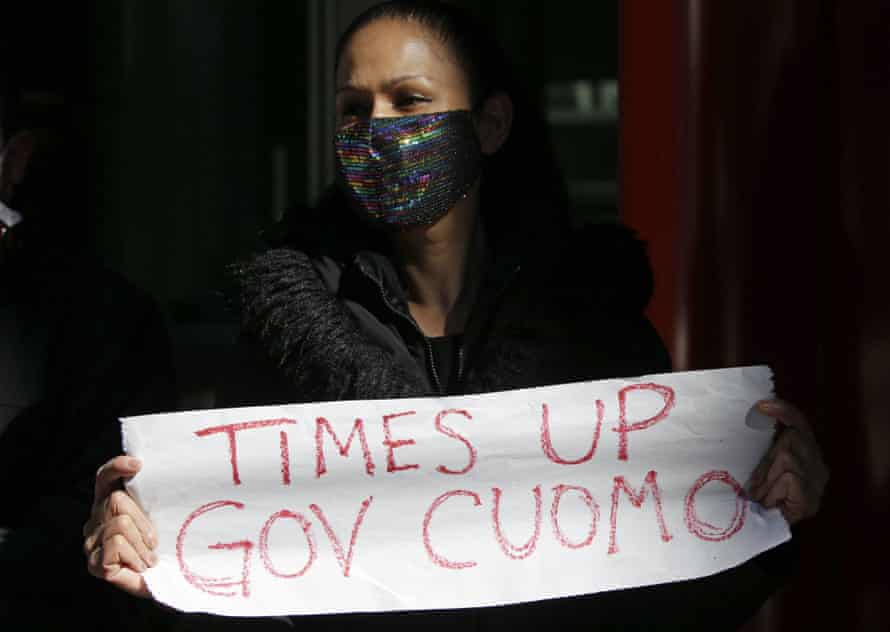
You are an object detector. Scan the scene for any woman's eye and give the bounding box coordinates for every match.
[397,95,432,108]
[339,100,370,119]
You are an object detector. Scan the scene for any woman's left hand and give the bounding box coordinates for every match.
[747,398,829,525]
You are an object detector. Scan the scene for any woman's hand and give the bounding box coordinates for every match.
[83,456,157,598]
[747,399,829,525]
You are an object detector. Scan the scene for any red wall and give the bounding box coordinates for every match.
[621,1,890,629]
[619,0,688,368]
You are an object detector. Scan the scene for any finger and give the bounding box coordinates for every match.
[761,426,828,494]
[87,544,103,576]
[87,542,152,598]
[756,399,813,435]
[761,472,808,525]
[83,516,98,538]
[94,456,142,506]
[747,428,795,491]
[103,490,157,549]
[782,426,812,465]
[89,533,146,575]
[101,514,157,568]
[84,524,103,556]
[752,447,803,502]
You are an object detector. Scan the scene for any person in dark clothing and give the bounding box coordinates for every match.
[0,71,176,628]
[83,2,828,630]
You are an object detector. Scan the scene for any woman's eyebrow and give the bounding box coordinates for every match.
[383,74,431,89]
[336,75,432,93]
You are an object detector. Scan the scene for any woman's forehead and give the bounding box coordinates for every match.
[337,19,463,90]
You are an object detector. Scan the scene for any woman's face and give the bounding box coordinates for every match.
[335,18,473,129]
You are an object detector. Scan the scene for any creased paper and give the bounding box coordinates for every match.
[122,366,789,617]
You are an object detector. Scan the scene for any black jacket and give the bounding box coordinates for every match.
[172,218,794,631]
[224,222,671,404]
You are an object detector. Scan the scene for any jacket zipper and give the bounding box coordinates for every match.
[358,262,446,395]
[451,263,521,392]
[358,261,521,397]
[425,338,445,396]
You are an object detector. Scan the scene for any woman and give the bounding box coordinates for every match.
[83,1,828,629]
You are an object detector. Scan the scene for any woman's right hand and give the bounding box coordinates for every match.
[83,456,157,598]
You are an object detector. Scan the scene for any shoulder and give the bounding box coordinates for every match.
[227,247,346,324]
[499,223,671,380]
[520,223,655,317]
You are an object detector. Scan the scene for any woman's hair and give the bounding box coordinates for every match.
[337,1,509,109]
[274,0,571,255]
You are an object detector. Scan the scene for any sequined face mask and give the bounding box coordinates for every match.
[334,110,483,228]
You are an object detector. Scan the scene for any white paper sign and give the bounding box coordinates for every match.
[122,366,790,617]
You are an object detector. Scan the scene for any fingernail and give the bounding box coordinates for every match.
[147,532,157,548]
[148,551,158,566]
[127,457,142,470]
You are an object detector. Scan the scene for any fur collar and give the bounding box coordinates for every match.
[230,248,431,401]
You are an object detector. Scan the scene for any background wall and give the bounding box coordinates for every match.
[67,0,619,311]
[85,0,309,305]
[5,0,622,409]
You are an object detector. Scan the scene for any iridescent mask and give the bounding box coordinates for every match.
[334,110,483,227]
